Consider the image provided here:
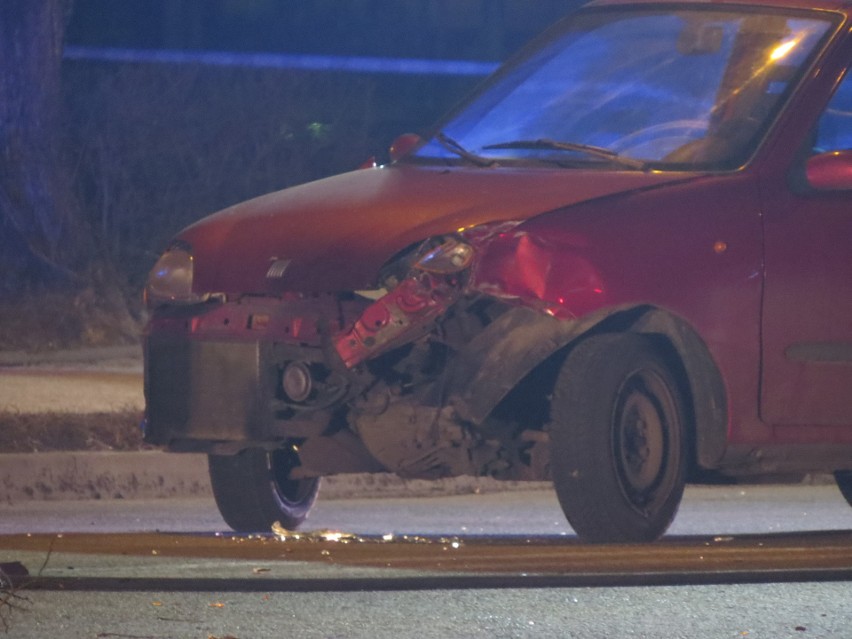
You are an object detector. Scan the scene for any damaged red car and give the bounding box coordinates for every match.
[143,0,852,542]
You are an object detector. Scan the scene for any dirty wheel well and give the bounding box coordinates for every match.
[490,308,700,480]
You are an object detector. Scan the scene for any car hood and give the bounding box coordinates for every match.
[179,163,698,294]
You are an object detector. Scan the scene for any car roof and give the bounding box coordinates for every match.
[586,0,851,14]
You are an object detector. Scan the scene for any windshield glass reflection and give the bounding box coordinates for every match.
[414,7,833,170]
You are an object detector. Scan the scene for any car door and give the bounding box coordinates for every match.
[761,66,852,427]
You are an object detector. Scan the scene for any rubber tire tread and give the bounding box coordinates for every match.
[208,448,319,532]
[549,333,687,543]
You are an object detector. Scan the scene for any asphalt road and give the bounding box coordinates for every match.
[2,484,852,638]
[2,483,852,536]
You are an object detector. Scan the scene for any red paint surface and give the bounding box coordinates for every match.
[159,0,852,456]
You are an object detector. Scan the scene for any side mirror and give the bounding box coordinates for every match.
[389,133,423,163]
[806,150,852,191]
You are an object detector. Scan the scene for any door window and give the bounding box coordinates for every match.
[815,71,852,151]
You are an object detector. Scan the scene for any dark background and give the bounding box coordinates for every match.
[67,0,579,59]
[0,1,582,348]
[61,0,582,274]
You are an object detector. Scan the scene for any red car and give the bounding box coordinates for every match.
[143,0,852,543]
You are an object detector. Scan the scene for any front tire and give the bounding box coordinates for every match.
[549,333,688,543]
[209,447,320,532]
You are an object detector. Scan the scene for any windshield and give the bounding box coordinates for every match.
[413,6,835,170]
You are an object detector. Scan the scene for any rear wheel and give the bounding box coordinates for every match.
[208,447,319,532]
[549,333,688,543]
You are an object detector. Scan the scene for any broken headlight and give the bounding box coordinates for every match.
[414,237,474,274]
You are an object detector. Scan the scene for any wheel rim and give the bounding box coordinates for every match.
[612,369,675,513]
[268,448,316,508]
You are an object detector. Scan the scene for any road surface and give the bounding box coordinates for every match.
[2,484,852,638]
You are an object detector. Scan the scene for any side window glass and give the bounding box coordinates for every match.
[815,71,852,151]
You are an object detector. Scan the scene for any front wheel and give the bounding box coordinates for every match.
[208,447,320,532]
[549,333,688,543]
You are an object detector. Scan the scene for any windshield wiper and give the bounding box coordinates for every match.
[434,132,496,167]
[483,138,647,170]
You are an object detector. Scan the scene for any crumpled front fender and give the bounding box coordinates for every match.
[442,305,592,425]
[468,226,606,320]
[442,303,728,470]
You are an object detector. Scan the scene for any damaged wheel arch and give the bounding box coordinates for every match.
[446,303,728,474]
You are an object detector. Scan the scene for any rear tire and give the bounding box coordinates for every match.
[208,447,319,532]
[549,333,687,543]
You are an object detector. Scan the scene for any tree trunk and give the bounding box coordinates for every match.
[0,0,80,297]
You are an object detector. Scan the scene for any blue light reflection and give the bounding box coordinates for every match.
[63,46,499,77]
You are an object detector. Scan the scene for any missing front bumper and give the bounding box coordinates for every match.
[143,337,277,447]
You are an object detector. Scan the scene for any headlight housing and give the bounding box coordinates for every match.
[144,245,204,307]
[413,237,474,274]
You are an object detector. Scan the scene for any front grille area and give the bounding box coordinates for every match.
[144,336,276,446]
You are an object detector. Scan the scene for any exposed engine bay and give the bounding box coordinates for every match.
[144,226,573,484]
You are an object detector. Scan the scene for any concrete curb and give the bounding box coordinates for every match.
[0,345,142,368]
[0,451,550,504]
[0,452,210,502]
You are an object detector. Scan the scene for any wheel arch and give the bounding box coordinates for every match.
[448,304,728,472]
[626,307,728,471]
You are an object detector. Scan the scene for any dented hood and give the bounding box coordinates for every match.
[179,163,696,294]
